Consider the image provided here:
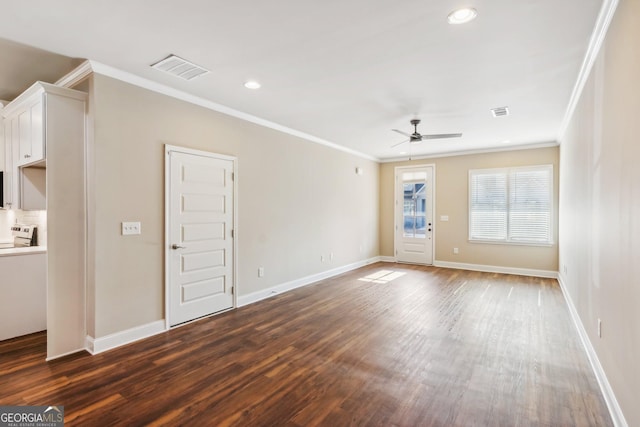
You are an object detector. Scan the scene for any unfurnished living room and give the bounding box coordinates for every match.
[0,0,637,426]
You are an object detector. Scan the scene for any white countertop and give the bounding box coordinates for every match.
[0,246,47,257]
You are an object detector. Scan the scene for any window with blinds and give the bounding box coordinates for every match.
[469,165,553,245]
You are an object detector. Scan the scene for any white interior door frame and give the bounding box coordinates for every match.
[394,164,436,264]
[164,144,238,329]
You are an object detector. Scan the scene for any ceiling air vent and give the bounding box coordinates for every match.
[491,106,509,117]
[150,54,209,81]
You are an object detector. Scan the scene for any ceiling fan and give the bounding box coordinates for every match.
[391,119,462,147]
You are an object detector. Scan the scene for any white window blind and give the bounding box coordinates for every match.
[469,165,553,245]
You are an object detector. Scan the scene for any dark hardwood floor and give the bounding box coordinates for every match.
[0,263,612,426]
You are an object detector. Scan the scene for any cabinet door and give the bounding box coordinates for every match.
[29,99,44,162]
[3,119,13,207]
[10,118,20,209]
[18,108,32,165]
[16,97,44,167]
[2,120,13,208]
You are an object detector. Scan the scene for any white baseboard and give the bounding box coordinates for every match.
[85,320,166,355]
[238,256,382,307]
[83,258,385,354]
[379,256,397,263]
[557,274,628,427]
[433,260,558,279]
[85,335,95,355]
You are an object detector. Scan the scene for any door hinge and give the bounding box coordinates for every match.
[231,172,234,181]
[231,286,234,295]
[231,229,234,238]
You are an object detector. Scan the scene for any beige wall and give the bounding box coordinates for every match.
[89,74,379,337]
[380,147,559,272]
[559,0,640,424]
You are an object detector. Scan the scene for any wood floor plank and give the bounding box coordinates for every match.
[0,263,613,426]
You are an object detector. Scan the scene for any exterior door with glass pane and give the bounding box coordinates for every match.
[395,165,434,264]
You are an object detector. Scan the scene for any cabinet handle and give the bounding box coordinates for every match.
[24,154,31,158]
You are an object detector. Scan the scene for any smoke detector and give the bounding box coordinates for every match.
[151,54,209,81]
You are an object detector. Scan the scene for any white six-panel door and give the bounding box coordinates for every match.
[395,165,434,265]
[166,146,235,326]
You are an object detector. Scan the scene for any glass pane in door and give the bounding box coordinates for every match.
[403,182,426,238]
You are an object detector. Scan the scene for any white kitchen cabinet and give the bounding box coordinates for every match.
[3,82,85,168]
[2,82,86,211]
[2,117,18,208]
[17,98,44,166]
[0,116,4,171]
[0,252,47,341]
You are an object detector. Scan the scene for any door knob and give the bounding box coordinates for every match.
[171,244,186,250]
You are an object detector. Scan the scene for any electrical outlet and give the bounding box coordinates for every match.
[453,247,459,254]
[441,215,449,221]
[122,221,141,235]
[258,267,264,278]
[330,252,334,261]
[321,255,325,262]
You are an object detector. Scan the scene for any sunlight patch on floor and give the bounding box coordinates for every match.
[358,270,406,284]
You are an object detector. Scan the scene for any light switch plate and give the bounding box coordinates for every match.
[122,221,141,235]
[440,215,449,221]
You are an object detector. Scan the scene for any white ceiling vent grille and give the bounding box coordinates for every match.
[491,106,510,117]
[150,54,209,81]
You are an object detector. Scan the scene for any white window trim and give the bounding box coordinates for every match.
[468,164,554,246]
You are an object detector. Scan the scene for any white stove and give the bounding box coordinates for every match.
[0,223,38,249]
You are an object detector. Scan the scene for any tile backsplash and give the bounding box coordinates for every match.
[0,209,47,246]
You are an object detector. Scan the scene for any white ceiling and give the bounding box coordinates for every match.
[0,0,603,160]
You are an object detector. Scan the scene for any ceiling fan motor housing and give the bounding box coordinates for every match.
[410,119,422,141]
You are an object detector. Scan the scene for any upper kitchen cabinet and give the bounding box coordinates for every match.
[2,82,86,168]
[17,98,44,166]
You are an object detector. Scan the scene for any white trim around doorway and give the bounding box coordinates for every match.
[164,144,238,330]
[394,164,436,265]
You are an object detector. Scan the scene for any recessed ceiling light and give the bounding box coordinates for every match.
[400,151,407,155]
[502,140,512,144]
[447,7,478,24]
[244,80,261,90]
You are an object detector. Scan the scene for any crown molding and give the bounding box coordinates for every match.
[557,0,619,141]
[55,59,93,88]
[1,81,86,118]
[56,60,380,163]
[379,140,559,163]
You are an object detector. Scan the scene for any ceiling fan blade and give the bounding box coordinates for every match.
[391,139,410,148]
[391,129,412,137]
[421,133,463,140]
